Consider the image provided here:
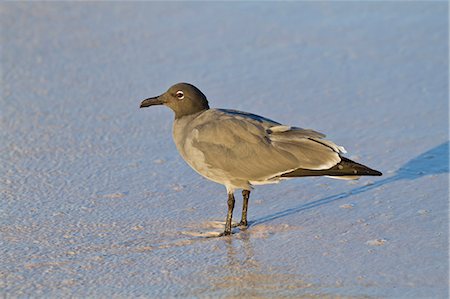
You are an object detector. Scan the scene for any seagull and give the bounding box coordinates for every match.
[140,83,382,236]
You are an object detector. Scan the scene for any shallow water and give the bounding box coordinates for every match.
[1,2,448,297]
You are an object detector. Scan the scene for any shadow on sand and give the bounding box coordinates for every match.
[252,141,449,226]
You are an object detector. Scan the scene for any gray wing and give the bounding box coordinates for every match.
[188,109,346,181]
[215,109,282,127]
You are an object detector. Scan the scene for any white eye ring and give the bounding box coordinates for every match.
[176,91,184,100]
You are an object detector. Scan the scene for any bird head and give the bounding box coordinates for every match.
[140,83,210,118]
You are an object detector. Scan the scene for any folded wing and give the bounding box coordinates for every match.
[188,109,349,182]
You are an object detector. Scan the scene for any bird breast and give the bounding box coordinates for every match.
[172,112,231,186]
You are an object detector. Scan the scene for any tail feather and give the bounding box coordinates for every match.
[280,157,382,178]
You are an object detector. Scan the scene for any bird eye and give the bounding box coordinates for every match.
[176,91,184,100]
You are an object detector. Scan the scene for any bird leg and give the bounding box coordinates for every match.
[240,190,250,227]
[223,192,235,235]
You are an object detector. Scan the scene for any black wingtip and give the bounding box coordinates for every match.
[339,157,382,176]
[366,169,383,176]
[280,157,382,178]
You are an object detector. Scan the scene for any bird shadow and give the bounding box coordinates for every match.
[251,141,449,226]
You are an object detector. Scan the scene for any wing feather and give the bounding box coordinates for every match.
[186,109,346,182]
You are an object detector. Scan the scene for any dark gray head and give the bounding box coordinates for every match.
[140,83,210,119]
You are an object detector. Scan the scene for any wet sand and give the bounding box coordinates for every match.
[1,2,448,297]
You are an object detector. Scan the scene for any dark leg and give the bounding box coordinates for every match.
[240,190,250,227]
[223,192,235,235]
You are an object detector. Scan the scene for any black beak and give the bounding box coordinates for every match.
[140,96,164,108]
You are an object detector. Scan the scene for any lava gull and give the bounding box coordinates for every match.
[140,83,382,236]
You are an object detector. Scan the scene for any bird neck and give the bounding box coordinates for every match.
[174,102,210,119]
